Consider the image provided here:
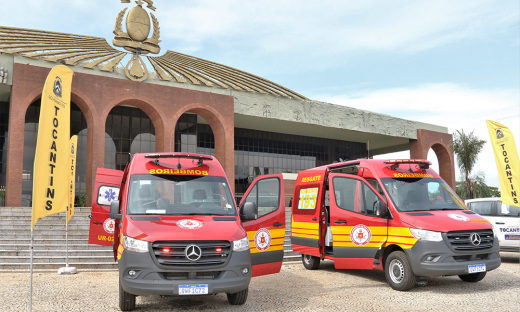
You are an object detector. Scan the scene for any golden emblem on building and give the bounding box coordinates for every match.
[113,0,161,81]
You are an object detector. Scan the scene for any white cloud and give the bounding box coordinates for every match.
[317,83,520,189]
[157,0,518,54]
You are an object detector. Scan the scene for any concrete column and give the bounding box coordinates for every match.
[85,115,105,206]
[5,95,25,206]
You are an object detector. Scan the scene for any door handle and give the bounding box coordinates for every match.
[312,217,317,221]
[495,222,505,224]
[334,220,347,224]
[93,222,102,225]
[273,222,284,227]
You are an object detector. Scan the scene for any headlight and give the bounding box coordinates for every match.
[233,236,250,252]
[410,228,443,242]
[123,236,149,253]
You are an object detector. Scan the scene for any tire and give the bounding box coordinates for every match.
[302,254,320,270]
[384,251,416,291]
[119,280,136,311]
[227,287,248,305]
[458,272,486,283]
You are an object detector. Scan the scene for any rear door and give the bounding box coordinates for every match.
[290,179,323,258]
[328,173,388,269]
[240,174,285,277]
[88,168,123,246]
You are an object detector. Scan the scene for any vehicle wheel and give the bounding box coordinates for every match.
[302,254,320,270]
[458,272,486,283]
[119,280,136,311]
[227,287,248,305]
[385,251,416,291]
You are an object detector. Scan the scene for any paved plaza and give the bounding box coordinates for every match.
[1,252,518,312]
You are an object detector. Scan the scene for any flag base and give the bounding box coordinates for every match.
[58,266,77,274]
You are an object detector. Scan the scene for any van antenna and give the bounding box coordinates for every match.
[367,140,370,159]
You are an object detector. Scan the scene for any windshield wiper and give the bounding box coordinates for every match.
[429,207,463,211]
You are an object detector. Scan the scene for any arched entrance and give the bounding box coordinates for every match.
[410,129,456,188]
[22,100,88,206]
[105,105,156,170]
[172,105,234,191]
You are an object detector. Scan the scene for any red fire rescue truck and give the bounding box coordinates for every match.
[88,153,285,311]
[291,159,501,291]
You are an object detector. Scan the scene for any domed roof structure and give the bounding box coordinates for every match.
[0,26,308,100]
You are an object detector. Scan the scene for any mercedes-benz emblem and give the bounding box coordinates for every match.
[470,233,481,246]
[185,245,202,261]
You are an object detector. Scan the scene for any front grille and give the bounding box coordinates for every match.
[446,230,494,250]
[453,253,490,262]
[161,271,222,280]
[152,241,231,266]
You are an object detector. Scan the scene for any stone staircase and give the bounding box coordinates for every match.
[0,207,115,270]
[0,206,299,270]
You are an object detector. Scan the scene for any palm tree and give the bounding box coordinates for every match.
[452,129,488,199]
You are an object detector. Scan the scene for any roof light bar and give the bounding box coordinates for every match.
[384,159,431,170]
[145,154,213,167]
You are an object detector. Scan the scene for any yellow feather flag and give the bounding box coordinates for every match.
[67,135,78,225]
[486,120,520,206]
[31,65,73,229]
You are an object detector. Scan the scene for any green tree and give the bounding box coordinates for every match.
[455,171,493,200]
[452,129,490,200]
[75,193,88,207]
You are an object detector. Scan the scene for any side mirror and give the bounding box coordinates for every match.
[109,200,122,220]
[240,201,258,221]
[377,200,389,218]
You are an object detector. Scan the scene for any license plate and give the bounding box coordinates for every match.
[179,284,208,295]
[468,264,486,273]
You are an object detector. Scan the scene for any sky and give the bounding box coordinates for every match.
[1,0,519,189]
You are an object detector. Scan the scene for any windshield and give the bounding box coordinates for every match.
[127,174,236,216]
[381,177,466,212]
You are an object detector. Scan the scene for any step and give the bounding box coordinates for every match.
[0,255,114,263]
[0,237,89,246]
[0,207,92,216]
[1,224,91,231]
[0,250,112,257]
[0,262,117,270]
[0,244,111,251]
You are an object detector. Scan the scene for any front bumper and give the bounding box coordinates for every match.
[119,248,252,296]
[404,238,501,277]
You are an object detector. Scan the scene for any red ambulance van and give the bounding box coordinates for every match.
[291,159,501,291]
[89,153,285,311]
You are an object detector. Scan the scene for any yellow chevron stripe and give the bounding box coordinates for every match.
[292,228,319,235]
[334,241,386,247]
[250,245,284,253]
[292,233,320,239]
[388,226,414,236]
[292,219,319,230]
[331,225,388,235]
[246,228,285,240]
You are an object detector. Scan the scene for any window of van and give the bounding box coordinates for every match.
[127,174,236,216]
[244,177,280,218]
[332,177,381,216]
[499,204,520,217]
[381,178,465,212]
[466,201,493,216]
